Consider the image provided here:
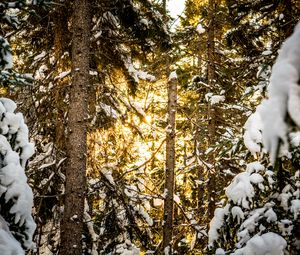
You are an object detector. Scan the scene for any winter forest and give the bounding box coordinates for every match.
[1,0,300,254]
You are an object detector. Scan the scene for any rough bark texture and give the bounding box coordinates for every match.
[207,0,216,87]
[207,0,217,220]
[162,76,177,254]
[60,0,90,254]
[53,5,71,152]
[162,0,167,14]
[197,162,205,212]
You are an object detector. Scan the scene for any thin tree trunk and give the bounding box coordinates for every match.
[207,0,216,220]
[60,0,90,254]
[197,161,205,213]
[53,4,70,152]
[162,0,167,15]
[196,27,205,216]
[207,0,215,86]
[162,73,177,254]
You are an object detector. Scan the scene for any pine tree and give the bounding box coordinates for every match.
[0,98,36,254]
[163,71,178,254]
[9,0,172,252]
[208,20,300,255]
[59,0,90,254]
[0,0,49,87]
[0,1,45,253]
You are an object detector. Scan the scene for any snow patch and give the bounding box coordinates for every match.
[259,21,300,164]
[196,23,205,34]
[0,37,13,70]
[208,204,230,246]
[0,98,36,251]
[168,71,177,81]
[239,232,287,255]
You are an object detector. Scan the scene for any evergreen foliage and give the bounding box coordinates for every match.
[0,99,35,254]
[0,2,49,253]
[208,20,300,255]
[0,0,49,87]
[8,0,173,252]
[1,0,300,254]
[208,159,300,255]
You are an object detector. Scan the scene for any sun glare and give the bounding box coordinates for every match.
[145,115,152,124]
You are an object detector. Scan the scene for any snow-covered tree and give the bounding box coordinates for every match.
[208,159,300,255]
[208,21,300,255]
[10,0,172,252]
[0,98,35,254]
[0,2,45,254]
[0,0,49,87]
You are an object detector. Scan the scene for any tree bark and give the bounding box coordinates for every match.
[52,4,70,152]
[162,0,167,15]
[162,74,177,254]
[207,0,217,220]
[60,0,90,254]
[207,0,216,86]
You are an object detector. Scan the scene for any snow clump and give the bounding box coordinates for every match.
[0,98,36,254]
[0,37,13,70]
[236,232,287,255]
[258,21,300,164]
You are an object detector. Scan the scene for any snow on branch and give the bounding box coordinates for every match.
[0,37,13,70]
[168,71,177,81]
[257,21,300,164]
[0,98,35,254]
[123,57,156,85]
[243,109,263,156]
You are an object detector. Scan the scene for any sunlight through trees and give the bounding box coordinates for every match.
[0,0,300,254]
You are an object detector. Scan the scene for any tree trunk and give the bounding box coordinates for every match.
[207,0,216,86]
[162,0,167,15]
[60,0,90,254]
[207,0,216,220]
[52,4,70,152]
[162,74,177,254]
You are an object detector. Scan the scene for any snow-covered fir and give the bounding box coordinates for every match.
[0,98,35,254]
[208,21,300,255]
